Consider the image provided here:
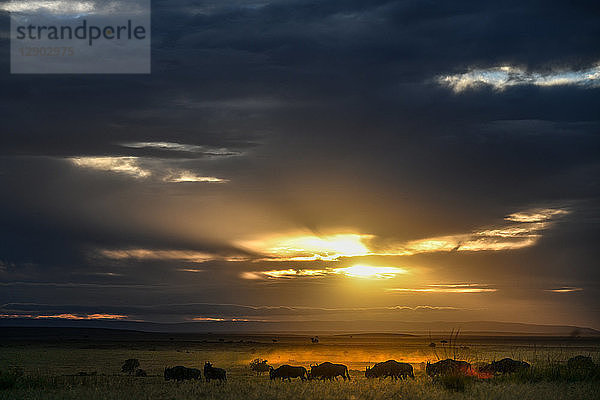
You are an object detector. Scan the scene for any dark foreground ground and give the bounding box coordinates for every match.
[1,328,599,399]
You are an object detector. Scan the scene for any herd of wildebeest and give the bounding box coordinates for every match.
[158,355,597,383]
[163,362,226,382]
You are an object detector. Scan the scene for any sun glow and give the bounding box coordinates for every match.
[334,265,407,279]
[241,264,407,280]
[240,233,373,261]
[240,209,568,263]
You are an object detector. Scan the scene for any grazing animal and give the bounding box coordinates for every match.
[134,368,147,377]
[426,359,472,377]
[204,362,227,382]
[480,358,530,375]
[308,362,351,381]
[365,360,414,380]
[163,366,202,381]
[269,365,308,381]
[568,355,595,371]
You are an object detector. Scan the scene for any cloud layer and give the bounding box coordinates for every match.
[0,0,598,329]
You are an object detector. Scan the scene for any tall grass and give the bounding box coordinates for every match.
[1,373,600,400]
[492,362,600,384]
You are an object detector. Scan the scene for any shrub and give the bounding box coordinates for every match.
[434,373,475,392]
[0,372,17,390]
[0,367,24,390]
[121,359,140,375]
[249,358,270,375]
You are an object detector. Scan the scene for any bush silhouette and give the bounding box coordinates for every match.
[249,358,270,375]
[121,359,140,375]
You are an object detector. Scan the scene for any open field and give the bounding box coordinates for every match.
[1,328,599,399]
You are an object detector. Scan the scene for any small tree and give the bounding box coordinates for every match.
[428,329,463,361]
[249,358,270,376]
[428,330,440,360]
[121,359,140,375]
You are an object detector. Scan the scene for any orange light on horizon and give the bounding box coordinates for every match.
[0,313,128,320]
[189,317,259,322]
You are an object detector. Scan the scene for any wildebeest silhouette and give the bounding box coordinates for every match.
[426,359,471,377]
[163,366,202,381]
[479,358,530,375]
[269,365,308,381]
[567,355,595,371]
[308,362,351,381]
[204,362,227,382]
[365,360,414,380]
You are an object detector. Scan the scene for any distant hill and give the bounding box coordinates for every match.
[1,318,598,336]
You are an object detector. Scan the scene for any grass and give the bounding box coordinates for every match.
[492,362,600,384]
[2,373,600,400]
[433,374,477,392]
[0,334,599,399]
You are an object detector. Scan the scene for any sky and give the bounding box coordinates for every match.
[0,0,599,330]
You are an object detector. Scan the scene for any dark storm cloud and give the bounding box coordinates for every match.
[0,1,599,327]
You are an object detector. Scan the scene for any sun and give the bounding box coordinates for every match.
[334,264,407,279]
[289,234,370,257]
[239,233,373,261]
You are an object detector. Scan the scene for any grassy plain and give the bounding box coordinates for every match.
[1,329,599,399]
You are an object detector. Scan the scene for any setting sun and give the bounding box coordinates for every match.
[240,233,373,261]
